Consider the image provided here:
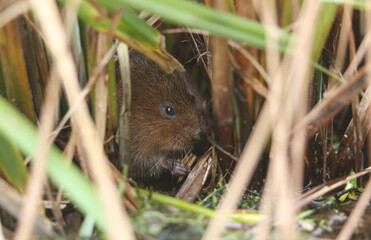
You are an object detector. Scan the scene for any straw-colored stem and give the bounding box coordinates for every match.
[28,0,135,239]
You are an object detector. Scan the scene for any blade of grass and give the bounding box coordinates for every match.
[279,0,293,27]
[0,58,5,97]
[321,0,371,10]
[20,16,46,116]
[0,131,28,193]
[0,21,36,123]
[107,54,118,134]
[311,2,338,62]
[114,0,291,51]
[138,189,263,224]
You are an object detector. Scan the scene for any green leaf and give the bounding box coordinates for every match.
[107,55,119,132]
[279,0,294,27]
[114,0,291,51]
[138,189,263,224]
[321,0,371,10]
[348,170,358,187]
[298,209,315,219]
[311,3,338,62]
[344,170,357,191]
[348,191,358,201]
[339,192,349,202]
[0,96,107,231]
[0,132,28,192]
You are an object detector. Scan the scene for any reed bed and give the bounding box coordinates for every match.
[0,0,370,239]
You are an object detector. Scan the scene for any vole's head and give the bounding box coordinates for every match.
[129,51,207,157]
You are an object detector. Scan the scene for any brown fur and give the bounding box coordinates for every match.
[128,50,206,179]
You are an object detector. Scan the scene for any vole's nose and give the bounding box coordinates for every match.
[195,127,207,141]
[192,128,210,156]
[194,128,203,140]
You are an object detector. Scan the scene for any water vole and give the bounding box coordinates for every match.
[128,50,206,180]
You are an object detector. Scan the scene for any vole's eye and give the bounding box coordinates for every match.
[162,105,176,118]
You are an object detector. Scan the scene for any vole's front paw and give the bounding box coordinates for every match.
[171,159,191,177]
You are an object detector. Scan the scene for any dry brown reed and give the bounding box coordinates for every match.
[204,0,371,239]
[22,0,135,239]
